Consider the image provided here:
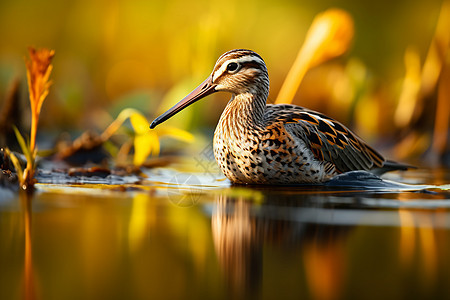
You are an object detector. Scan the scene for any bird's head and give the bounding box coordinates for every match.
[150,49,269,129]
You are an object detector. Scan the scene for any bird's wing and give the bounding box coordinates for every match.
[264,104,385,173]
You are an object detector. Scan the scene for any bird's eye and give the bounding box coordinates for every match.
[226,62,239,72]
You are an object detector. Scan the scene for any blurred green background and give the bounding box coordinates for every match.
[0,0,446,162]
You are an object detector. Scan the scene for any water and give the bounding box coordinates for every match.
[0,167,449,300]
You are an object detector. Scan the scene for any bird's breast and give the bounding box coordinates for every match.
[213,120,265,184]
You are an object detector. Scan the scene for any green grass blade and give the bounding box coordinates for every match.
[12,125,33,162]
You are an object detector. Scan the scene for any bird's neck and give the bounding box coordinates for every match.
[220,91,267,132]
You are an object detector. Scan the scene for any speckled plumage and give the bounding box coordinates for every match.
[151,49,409,184]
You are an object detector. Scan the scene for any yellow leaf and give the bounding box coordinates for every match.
[129,111,150,135]
[156,126,194,143]
[276,8,354,104]
[133,131,159,166]
[101,107,194,165]
[395,47,421,128]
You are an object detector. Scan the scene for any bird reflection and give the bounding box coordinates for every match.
[212,195,262,297]
[211,193,350,300]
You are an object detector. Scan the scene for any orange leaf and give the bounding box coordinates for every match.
[26,47,54,116]
[25,47,54,153]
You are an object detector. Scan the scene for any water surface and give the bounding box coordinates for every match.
[1,167,449,300]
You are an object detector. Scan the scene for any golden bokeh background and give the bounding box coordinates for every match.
[0,0,448,164]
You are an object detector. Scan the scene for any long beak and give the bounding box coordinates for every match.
[150,76,216,129]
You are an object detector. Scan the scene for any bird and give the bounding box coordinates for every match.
[150,49,411,184]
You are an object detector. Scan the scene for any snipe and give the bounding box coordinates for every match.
[150,49,410,184]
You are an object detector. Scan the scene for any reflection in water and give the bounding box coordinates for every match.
[418,216,437,285]
[211,194,350,300]
[21,192,38,300]
[212,195,262,297]
[397,192,448,288]
[128,193,154,253]
[302,222,347,300]
[210,184,450,299]
[399,209,415,265]
[0,167,448,299]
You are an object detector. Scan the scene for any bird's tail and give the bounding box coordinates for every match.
[371,160,416,176]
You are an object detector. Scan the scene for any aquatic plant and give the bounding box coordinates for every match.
[100,108,194,166]
[6,47,54,190]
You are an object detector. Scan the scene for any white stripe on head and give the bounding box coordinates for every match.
[212,55,266,82]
